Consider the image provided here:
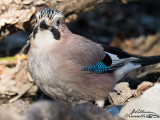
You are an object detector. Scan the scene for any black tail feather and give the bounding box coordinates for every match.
[133,56,160,66]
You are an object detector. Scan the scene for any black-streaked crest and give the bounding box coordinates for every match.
[36,8,64,20]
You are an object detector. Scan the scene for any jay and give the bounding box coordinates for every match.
[27,8,160,107]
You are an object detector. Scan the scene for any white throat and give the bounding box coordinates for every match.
[34,30,58,48]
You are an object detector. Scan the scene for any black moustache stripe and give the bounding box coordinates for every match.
[51,27,60,40]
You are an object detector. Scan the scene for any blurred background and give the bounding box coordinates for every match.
[0,0,160,119]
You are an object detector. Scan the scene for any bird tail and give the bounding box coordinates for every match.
[133,56,160,66]
[114,55,160,81]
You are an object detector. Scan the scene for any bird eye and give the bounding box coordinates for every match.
[56,19,60,26]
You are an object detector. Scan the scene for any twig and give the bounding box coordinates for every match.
[157,77,160,82]
[20,40,30,54]
[9,83,33,103]
[137,68,160,78]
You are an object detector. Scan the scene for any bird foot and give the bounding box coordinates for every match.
[95,100,105,108]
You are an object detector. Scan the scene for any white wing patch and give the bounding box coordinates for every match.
[105,50,141,81]
[105,52,119,61]
[105,51,138,66]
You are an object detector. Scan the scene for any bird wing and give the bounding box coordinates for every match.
[82,45,144,73]
[102,45,143,71]
[68,34,145,74]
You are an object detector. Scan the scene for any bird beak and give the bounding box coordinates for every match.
[40,21,49,30]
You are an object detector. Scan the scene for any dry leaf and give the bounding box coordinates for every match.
[108,82,136,105]
[137,81,154,97]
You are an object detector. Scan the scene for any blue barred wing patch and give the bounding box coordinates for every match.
[82,62,109,74]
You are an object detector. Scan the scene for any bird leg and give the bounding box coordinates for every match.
[95,100,105,108]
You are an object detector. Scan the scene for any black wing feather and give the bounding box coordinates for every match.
[101,45,145,71]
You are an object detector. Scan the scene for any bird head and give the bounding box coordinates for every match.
[31,8,67,47]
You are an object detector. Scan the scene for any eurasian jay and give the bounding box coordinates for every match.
[27,8,160,107]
